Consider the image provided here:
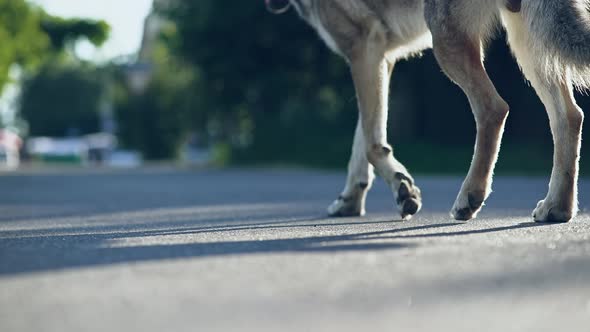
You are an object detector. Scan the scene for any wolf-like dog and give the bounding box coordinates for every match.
[267,0,589,223]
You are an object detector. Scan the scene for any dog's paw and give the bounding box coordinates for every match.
[532,199,574,223]
[395,173,422,220]
[327,195,364,217]
[451,190,485,221]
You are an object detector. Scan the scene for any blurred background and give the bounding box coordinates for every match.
[0,0,588,175]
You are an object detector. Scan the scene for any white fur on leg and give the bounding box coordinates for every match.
[328,118,374,217]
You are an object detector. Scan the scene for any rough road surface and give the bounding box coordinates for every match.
[1,168,589,332]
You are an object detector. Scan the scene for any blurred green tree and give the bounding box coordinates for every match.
[113,55,196,160]
[41,15,110,52]
[158,0,357,166]
[20,64,105,137]
[4,0,111,138]
[0,0,48,92]
[156,1,589,173]
[0,0,109,90]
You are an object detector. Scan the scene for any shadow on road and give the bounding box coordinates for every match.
[2,170,586,277]
[0,216,548,276]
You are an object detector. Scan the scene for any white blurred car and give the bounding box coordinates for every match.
[27,137,88,164]
[26,134,142,167]
[0,130,22,169]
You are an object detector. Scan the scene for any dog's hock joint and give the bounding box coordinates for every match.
[371,144,392,155]
[367,144,392,163]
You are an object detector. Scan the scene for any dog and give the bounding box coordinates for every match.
[266,0,589,223]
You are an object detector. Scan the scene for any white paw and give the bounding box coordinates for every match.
[533,199,574,223]
[450,190,486,221]
[327,197,364,217]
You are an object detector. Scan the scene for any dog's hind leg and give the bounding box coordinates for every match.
[349,37,422,220]
[531,77,584,223]
[502,11,584,223]
[425,1,509,221]
[328,118,375,217]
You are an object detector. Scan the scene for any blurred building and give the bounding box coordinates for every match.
[125,0,170,94]
[139,0,170,62]
[128,0,211,165]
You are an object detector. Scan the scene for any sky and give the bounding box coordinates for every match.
[30,0,154,61]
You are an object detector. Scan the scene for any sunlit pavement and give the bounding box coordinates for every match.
[1,168,589,332]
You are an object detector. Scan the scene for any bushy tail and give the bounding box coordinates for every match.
[523,0,590,88]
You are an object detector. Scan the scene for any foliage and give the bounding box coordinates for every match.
[41,15,110,51]
[157,1,590,171]
[113,44,197,160]
[0,0,49,91]
[158,0,357,165]
[12,0,585,170]
[20,64,105,137]
[0,0,110,94]
[0,0,112,142]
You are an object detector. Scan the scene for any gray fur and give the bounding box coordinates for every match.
[278,0,587,222]
[523,0,590,88]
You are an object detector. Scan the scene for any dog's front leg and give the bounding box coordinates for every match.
[348,47,422,220]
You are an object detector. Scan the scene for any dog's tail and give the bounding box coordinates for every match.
[522,0,590,88]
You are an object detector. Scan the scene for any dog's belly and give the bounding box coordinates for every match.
[385,31,432,62]
[306,0,432,61]
[382,1,433,60]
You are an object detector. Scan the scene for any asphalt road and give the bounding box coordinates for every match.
[1,167,589,332]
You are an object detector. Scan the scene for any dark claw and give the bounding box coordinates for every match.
[329,209,363,218]
[506,0,521,13]
[401,198,420,219]
[394,172,414,186]
[453,207,473,221]
[467,191,485,211]
[453,191,485,221]
[397,182,410,204]
[396,176,422,219]
[330,193,363,217]
[535,208,571,224]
